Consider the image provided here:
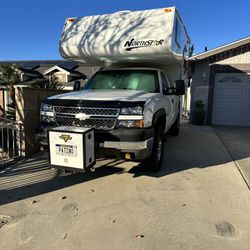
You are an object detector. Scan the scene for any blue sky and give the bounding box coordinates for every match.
[0,0,249,60]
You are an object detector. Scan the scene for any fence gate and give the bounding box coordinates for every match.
[0,117,21,165]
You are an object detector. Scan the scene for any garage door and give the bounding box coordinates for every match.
[212,73,250,126]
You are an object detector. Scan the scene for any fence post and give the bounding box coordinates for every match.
[15,121,23,157]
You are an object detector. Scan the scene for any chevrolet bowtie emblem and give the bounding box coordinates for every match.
[59,134,72,143]
[75,113,91,121]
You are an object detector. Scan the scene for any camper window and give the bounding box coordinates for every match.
[175,17,186,49]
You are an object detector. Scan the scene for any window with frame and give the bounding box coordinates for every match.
[84,70,159,93]
[175,17,186,49]
[160,72,170,90]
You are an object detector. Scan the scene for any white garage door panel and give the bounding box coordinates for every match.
[212,73,250,126]
[215,88,243,97]
[246,103,250,123]
[214,104,243,115]
[212,115,243,126]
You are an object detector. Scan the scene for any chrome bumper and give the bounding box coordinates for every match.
[36,124,154,160]
[102,138,154,150]
[98,138,154,160]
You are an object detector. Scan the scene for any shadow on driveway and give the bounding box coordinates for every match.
[1,124,249,205]
[214,126,250,188]
[129,125,243,177]
[0,155,126,206]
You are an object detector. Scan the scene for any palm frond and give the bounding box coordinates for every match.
[31,76,64,90]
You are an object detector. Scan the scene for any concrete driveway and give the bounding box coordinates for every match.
[1,124,250,250]
[214,126,250,188]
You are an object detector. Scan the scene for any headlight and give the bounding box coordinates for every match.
[41,103,54,112]
[41,115,55,123]
[117,119,144,128]
[120,106,143,115]
[40,102,55,123]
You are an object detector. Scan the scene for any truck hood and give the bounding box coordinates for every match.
[47,89,159,102]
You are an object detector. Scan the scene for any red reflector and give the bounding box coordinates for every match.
[164,8,172,13]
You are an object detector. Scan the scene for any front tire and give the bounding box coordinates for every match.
[144,126,164,172]
[169,114,180,136]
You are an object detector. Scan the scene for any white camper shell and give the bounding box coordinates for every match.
[59,7,190,66]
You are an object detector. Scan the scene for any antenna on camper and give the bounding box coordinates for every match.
[205,46,208,52]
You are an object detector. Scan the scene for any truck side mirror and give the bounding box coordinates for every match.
[175,80,185,95]
[163,87,175,95]
[73,81,81,91]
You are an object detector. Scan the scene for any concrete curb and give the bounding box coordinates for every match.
[213,127,250,190]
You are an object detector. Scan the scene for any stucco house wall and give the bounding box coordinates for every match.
[190,38,250,125]
[190,59,210,123]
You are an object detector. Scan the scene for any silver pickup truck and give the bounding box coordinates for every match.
[36,67,184,171]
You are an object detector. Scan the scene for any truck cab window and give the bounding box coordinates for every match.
[84,70,159,93]
[160,72,170,90]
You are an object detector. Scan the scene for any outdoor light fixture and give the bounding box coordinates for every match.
[201,72,207,81]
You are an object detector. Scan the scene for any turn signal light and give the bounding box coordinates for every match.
[135,119,144,128]
[125,153,131,160]
[117,119,144,128]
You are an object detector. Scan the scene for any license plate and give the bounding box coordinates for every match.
[55,144,77,157]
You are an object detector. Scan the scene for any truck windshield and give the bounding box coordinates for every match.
[84,70,159,92]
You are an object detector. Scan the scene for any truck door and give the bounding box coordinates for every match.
[160,71,176,129]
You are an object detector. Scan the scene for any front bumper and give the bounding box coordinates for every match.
[36,124,154,160]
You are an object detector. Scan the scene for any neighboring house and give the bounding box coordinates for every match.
[20,67,43,82]
[0,60,98,86]
[42,65,87,90]
[0,60,99,113]
[190,37,250,126]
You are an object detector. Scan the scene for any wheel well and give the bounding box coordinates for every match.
[152,109,166,129]
[157,115,166,129]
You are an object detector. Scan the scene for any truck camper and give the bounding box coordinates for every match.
[37,7,191,172]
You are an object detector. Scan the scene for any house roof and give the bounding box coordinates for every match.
[190,36,250,60]
[59,66,83,74]
[0,60,99,79]
[19,67,42,76]
[0,60,66,68]
[32,65,52,74]
[43,65,87,79]
[73,65,100,79]
[43,65,71,75]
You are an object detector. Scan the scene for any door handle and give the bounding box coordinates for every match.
[171,99,174,103]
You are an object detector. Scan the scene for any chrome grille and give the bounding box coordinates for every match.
[55,116,117,130]
[54,106,120,130]
[54,106,119,117]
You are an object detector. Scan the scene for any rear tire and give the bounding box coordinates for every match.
[169,114,180,136]
[144,126,164,172]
